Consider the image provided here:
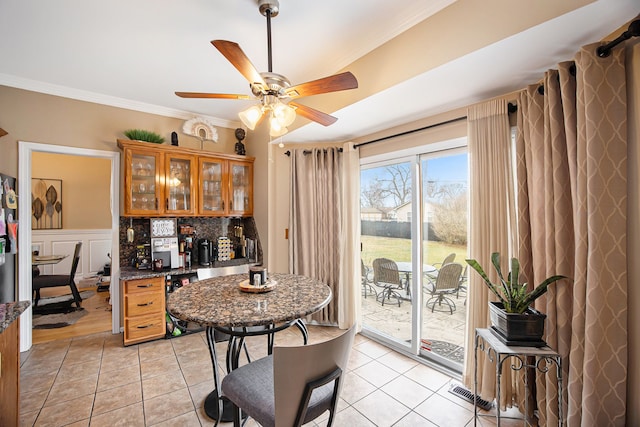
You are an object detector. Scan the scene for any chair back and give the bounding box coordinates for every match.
[273,326,356,426]
[442,253,456,266]
[434,262,463,292]
[372,258,402,286]
[69,242,82,278]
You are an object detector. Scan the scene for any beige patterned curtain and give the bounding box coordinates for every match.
[289,147,342,324]
[516,43,628,425]
[463,99,517,405]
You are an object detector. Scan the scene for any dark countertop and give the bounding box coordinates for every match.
[120,266,199,281]
[120,259,256,281]
[166,272,332,328]
[0,301,31,334]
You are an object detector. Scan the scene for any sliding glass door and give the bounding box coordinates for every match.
[419,151,468,369]
[360,145,468,371]
[360,159,414,347]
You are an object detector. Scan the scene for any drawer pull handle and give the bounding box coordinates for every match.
[137,284,154,288]
[137,302,153,307]
[137,323,154,329]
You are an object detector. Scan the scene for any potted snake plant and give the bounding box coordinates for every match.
[466,252,566,346]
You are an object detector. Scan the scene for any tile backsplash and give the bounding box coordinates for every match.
[119,216,261,268]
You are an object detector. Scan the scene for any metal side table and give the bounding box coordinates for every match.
[474,328,563,426]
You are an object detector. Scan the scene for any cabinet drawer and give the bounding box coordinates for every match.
[125,292,164,317]
[124,277,164,295]
[124,312,166,345]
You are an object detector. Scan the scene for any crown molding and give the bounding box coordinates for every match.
[0,73,241,129]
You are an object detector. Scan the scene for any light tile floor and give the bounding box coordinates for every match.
[20,325,522,427]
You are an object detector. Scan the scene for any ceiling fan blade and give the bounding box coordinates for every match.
[286,72,358,99]
[290,102,338,126]
[212,40,266,87]
[175,92,251,100]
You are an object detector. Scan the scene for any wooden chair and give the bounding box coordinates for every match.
[32,242,83,308]
[221,326,356,427]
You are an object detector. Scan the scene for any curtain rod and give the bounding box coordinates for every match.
[597,18,640,58]
[353,102,517,149]
[284,147,343,156]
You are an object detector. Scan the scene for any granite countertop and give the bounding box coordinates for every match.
[167,272,332,328]
[120,259,257,281]
[120,266,199,280]
[0,301,31,334]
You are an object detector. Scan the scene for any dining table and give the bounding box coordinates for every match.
[32,254,68,278]
[166,272,332,424]
[394,261,436,299]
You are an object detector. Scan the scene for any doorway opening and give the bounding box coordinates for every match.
[18,141,120,352]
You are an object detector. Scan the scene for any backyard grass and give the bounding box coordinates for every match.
[361,235,466,267]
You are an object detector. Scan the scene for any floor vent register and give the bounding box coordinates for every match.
[448,384,493,411]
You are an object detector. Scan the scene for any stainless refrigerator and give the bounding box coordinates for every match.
[0,172,18,303]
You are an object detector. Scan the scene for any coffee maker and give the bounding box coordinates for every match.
[198,238,212,266]
[150,219,179,269]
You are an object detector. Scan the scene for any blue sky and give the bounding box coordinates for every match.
[361,153,468,186]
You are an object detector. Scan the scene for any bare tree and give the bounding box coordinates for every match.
[378,164,411,206]
[431,192,467,244]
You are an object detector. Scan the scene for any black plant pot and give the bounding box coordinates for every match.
[489,301,547,347]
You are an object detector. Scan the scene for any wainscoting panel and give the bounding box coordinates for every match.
[32,229,112,279]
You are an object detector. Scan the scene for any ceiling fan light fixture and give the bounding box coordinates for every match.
[272,102,296,127]
[269,113,289,137]
[239,105,264,130]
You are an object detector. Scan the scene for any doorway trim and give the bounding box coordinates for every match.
[18,141,120,352]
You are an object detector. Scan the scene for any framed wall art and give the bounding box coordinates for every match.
[32,178,62,229]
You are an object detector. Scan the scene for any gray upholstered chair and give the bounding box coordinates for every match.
[221,326,356,427]
[32,242,82,308]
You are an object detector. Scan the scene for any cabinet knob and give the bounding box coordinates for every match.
[137,301,154,307]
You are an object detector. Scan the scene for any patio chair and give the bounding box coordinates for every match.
[456,265,468,299]
[424,262,463,314]
[372,258,405,306]
[221,326,356,427]
[426,253,457,280]
[361,260,376,299]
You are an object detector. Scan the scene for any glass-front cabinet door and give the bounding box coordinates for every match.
[228,160,253,216]
[126,149,162,215]
[165,154,195,215]
[198,157,226,216]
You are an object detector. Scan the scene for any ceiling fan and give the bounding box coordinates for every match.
[175,0,358,137]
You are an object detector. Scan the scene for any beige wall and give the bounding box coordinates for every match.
[0,85,241,177]
[32,153,111,229]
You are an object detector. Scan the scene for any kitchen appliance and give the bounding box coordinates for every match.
[0,172,17,303]
[150,218,179,269]
[198,238,212,266]
[134,244,151,269]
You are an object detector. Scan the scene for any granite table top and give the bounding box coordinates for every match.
[166,272,332,328]
[0,301,31,334]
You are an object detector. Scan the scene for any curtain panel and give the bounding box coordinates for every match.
[516,43,628,425]
[289,147,342,324]
[463,99,516,405]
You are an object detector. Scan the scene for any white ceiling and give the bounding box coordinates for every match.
[0,0,638,144]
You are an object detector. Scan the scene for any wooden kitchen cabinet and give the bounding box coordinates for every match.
[123,276,166,345]
[119,139,253,217]
[0,319,19,426]
[123,145,163,216]
[198,156,253,216]
[164,152,196,215]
